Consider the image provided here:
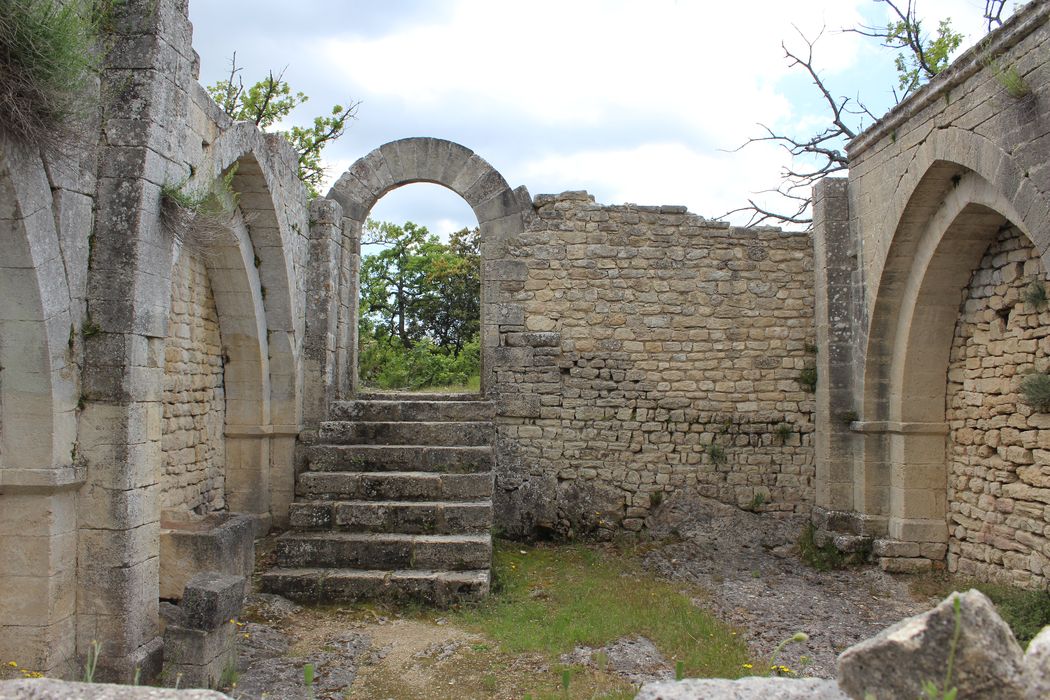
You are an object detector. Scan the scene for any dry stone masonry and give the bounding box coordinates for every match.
[812,1,1050,580]
[2,0,1050,687]
[946,227,1050,588]
[162,252,226,515]
[494,192,815,538]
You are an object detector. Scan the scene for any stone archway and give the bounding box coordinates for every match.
[0,143,77,676]
[854,162,1050,569]
[325,138,531,398]
[189,125,306,527]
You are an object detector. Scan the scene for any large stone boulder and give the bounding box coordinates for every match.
[635,677,846,699]
[836,589,1029,700]
[1025,626,1050,699]
[0,679,228,699]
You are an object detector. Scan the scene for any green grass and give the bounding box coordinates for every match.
[413,374,481,393]
[911,573,1050,646]
[449,541,750,679]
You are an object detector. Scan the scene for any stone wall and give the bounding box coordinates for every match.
[947,227,1050,588]
[161,252,226,515]
[811,2,1050,579]
[495,192,815,537]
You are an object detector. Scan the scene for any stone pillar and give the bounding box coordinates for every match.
[77,0,194,681]
[811,178,858,518]
[302,198,344,425]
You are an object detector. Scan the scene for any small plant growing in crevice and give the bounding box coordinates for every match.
[1019,371,1050,412]
[649,490,663,509]
[839,410,859,426]
[989,59,1031,99]
[747,492,766,512]
[81,318,101,338]
[1023,279,1047,308]
[797,523,847,571]
[161,165,240,249]
[82,639,101,683]
[798,366,817,392]
[775,423,793,443]
[705,442,727,465]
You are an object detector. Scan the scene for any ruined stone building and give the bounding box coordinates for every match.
[0,0,1048,684]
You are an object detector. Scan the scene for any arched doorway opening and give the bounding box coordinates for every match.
[357,183,481,393]
[326,137,530,400]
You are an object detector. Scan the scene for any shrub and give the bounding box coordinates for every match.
[359,334,480,391]
[1019,372,1050,412]
[705,442,727,465]
[1023,279,1047,308]
[798,366,817,392]
[0,1,101,148]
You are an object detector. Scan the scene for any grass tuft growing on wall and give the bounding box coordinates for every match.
[1019,371,1050,413]
[0,1,100,148]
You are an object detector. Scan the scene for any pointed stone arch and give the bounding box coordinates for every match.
[187,122,308,527]
[326,137,531,397]
[853,147,1049,562]
[0,141,78,675]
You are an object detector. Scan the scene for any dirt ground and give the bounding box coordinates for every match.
[225,494,935,699]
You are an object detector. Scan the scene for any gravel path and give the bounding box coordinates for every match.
[641,494,931,679]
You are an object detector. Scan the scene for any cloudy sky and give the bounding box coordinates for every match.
[188,1,1009,235]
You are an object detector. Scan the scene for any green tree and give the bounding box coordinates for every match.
[359,220,481,352]
[359,219,445,347]
[207,54,357,197]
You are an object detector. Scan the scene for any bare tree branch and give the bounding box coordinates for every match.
[984,1,1006,32]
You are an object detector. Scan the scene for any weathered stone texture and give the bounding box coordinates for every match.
[946,227,1050,588]
[161,252,226,514]
[495,192,815,537]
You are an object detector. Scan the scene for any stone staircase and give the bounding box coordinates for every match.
[262,393,494,606]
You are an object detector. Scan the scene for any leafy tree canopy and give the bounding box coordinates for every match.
[207,53,358,198]
[359,220,480,354]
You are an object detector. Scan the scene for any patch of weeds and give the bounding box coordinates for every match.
[746,492,766,512]
[1023,279,1047,308]
[978,584,1050,645]
[161,164,241,248]
[774,423,792,443]
[0,0,101,149]
[449,541,750,679]
[81,319,100,338]
[839,410,859,426]
[798,366,817,392]
[1019,371,1050,412]
[989,59,1031,99]
[797,523,848,571]
[649,490,663,508]
[705,442,727,465]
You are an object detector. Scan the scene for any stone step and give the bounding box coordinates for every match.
[318,421,493,446]
[275,532,491,570]
[261,567,490,606]
[301,444,492,473]
[289,500,492,534]
[297,471,492,501]
[330,400,494,423]
[359,392,482,402]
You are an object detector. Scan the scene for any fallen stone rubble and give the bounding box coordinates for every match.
[638,589,1050,700]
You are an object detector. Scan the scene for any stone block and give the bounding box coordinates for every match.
[180,572,246,631]
[159,512,254,600]
[837,589,1029,700]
